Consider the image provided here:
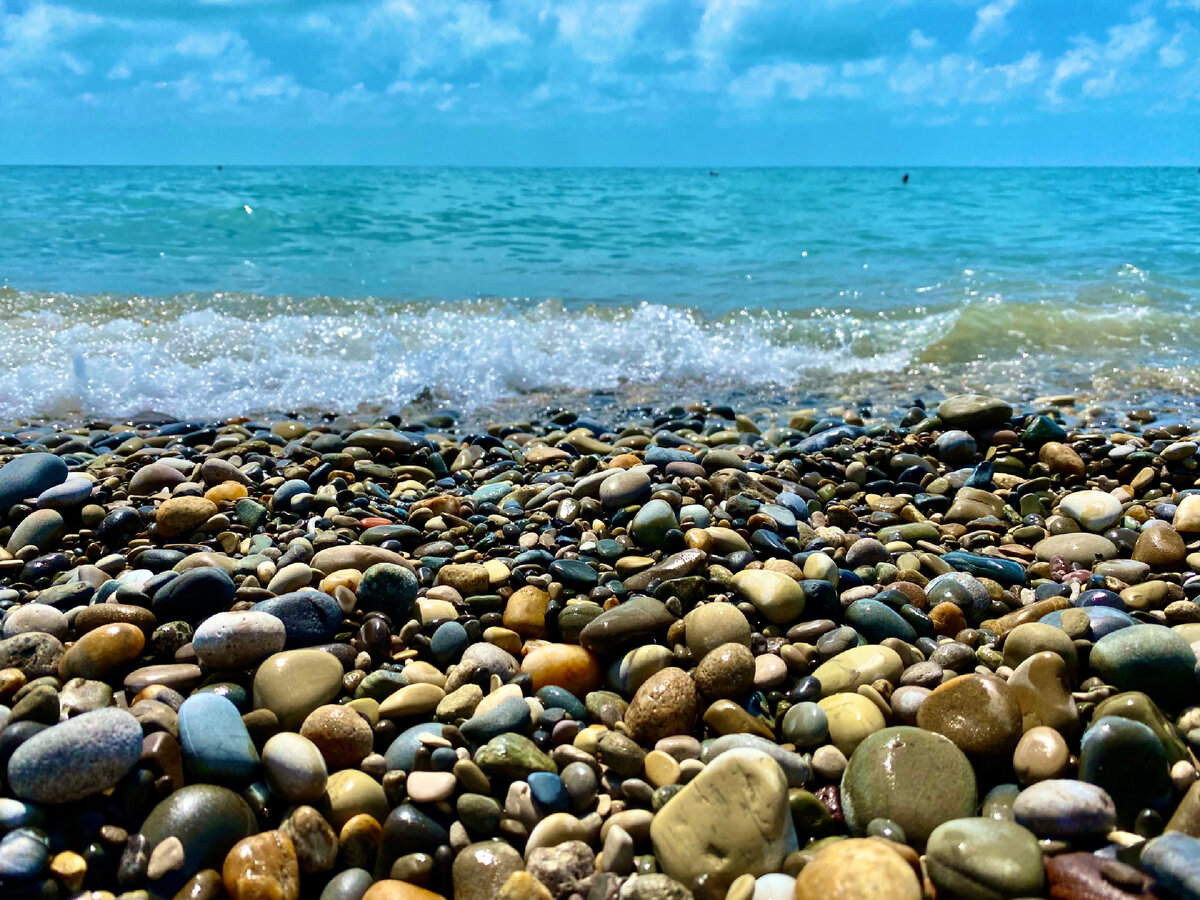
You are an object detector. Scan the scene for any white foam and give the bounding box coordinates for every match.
[0,294,956,420]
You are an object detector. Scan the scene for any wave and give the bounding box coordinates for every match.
[0,287,1198,422]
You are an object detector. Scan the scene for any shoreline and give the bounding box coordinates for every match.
[0,392,1199,898]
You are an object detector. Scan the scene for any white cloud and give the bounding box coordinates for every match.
[1047,16,1158,103]
[909,29,936,50]
[1160,29,1189,68]
[729,62,831,101]
[970,0,1017,44]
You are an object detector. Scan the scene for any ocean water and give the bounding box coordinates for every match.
[1,165,1199,423]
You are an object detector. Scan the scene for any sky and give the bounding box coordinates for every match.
[1,0,1198,165]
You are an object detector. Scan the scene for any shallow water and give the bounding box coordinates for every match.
[1,166,1198,421]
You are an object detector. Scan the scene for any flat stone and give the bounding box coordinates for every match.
[730,569,805,625]
[812,645,903,697]
[1058,491,1124,533]
[1034,533,1118,567]
[925,818,1044,900]
[156,497,218,539]
[1141,833,1200,900]
[937,395,1013,429]
[650,748,793,892]
[253,648,345,729]
[1012,779,1117,838]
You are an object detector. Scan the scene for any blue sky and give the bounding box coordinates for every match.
[1,0,1198,164]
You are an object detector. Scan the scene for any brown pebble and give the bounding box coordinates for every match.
[625,666,699,745]
[222,831,300,900]
[300,704,374,769]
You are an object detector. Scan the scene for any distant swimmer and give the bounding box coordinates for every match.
[710,170,719,176]
[217,165,223,171]
[902,173,909,183]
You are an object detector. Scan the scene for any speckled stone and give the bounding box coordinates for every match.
[625,666,699,746]
[8,707,143,803]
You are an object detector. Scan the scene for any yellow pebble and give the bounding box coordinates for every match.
[205,480,249,503]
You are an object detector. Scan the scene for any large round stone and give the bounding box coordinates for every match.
[1089,624,1198,709]
[841,726,978,846]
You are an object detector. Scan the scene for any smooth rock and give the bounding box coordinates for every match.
[650,748,793,892]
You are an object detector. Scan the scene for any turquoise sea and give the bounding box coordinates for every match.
[1,166,1198,421]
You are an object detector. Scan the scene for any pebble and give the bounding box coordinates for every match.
[193,610,288,669]
[794,838,921,900]
[7,707,143,803]
[1012,779,1117,838]
[2,397,1200,898]
[650,748,792,891]
[925,818,1044,900]
[841,726,977,845]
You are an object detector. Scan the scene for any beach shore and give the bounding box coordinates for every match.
[1,392,1199,899]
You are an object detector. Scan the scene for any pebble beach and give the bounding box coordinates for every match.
[0,392,1199,900]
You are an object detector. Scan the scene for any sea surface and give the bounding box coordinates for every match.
[1,165,1199,423]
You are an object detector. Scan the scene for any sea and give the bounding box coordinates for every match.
[2,166,1199,425]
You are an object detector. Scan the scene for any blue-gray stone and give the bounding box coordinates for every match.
[385,722,450,772]
[772,492,811,521]
[378,804,449,877]
[630,499,678,550]
[528,771,569,811]
[152,566,235,623]
[941,551,1026,587]
[678,504,711,527]
[460,695,532,745]
[645,446,696,468]
[846,598,917,643]
[271,478,311,511]
[701,733,811,787]
[0,453,68,515]
[1141,832,1200,900]
[253,589,342,648]
[178,693,260,784]
[36,477,92,511]
[7,708,142,803]
[472,483,513,504]
[431,620,469,664]
[1090,624,1198,709]
[1042,605,1136,639]
[320,867,374,900]
[536,686,587,720]
[549,558,598,590]
[1012,779,1116,838]
[356,563,419,621]
[1079,716,1171,826]
[795,425,866,454]
[0,828,50,880]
